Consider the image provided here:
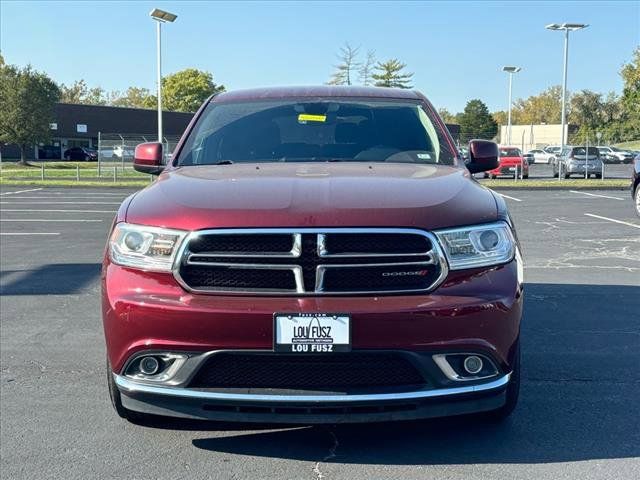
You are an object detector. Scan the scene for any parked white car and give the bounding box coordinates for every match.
[527,149,556,164]
[111,145,135,159]
[596,146,635,164]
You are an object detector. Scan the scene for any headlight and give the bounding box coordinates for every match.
[434,222,515,270]
[109,223,187,272]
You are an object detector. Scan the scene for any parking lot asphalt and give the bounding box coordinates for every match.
[1,185,639,480]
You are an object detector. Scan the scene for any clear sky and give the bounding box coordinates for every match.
[1,0,638,113]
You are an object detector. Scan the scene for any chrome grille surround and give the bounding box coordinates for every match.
[173,228,449,295]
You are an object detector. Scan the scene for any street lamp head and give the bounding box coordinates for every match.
[502,66,522,73]
[563,23,588,31]
[150,8,177,23]
[545,22,588,31]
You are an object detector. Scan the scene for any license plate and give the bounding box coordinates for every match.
[508,167,516,171]
[274,313,351,353]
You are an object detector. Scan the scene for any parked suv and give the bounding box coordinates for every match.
[597,146,635,164]
[553,146,603,178]
[103,86,523,424]
[63,147,98,161]
[484,147,528,179]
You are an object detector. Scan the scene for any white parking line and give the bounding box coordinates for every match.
[16,192,129,196]
[570,190,624,201]
[0,232,60,236]
[0,209,117,213]
[0,219,102,222]
[584,213,640,229]
[2,196,129,200]
[497,193,522,202]
[0,188,43,196]
[0,201,121,205]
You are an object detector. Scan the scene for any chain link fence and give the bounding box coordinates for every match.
[97,133,181,175]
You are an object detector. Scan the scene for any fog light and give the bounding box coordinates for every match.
[139,356,160,375]
[463,355,483,375]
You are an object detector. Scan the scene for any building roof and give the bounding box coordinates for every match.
[51,103,194,138]
[214,85,422,103]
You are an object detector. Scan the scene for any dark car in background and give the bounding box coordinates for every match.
[63,147,98,161]
[552,146,603,179]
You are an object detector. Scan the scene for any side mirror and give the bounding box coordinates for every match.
[133,142,164,175]
[466,139,499,174]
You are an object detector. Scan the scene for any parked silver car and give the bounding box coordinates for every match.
[552,146,604,179]
[528,149,555,164]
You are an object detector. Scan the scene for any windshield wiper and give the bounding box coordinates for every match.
[213,160,234,165]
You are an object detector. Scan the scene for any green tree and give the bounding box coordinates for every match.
[619,47,640,140]
[327,43,360,86]
[110,87,155,109]
[59,79,107,105]
[372,59,413,88]
[438,108,458,124]
[0,64,60,164]
[569,90,604,142]
[512,85,564,124]
[458,99,498,142]
[492,110,508,128]
[358,49,376,86]
[156,68,225,112]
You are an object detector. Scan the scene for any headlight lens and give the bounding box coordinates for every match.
[435,222,515,270]
[109,223,187,272]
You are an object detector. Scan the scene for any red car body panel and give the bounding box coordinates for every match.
[488,153,528,177]
[124,164,498,231]
[102,260,521,373]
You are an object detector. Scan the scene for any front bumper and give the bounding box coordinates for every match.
[115,371,510,423]
[103,258,522,421]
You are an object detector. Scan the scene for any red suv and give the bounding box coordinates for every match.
[103,86,523,424]
[485,147,529,179]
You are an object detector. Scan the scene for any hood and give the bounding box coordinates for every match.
[125,163,498,231]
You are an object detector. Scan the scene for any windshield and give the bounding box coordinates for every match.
[176,99,456,166]
[610,147,622,152]
[500,148,521,157]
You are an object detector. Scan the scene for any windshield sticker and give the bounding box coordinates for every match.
[417,153,432,160]
[298,113,327,124]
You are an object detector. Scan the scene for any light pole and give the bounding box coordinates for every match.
[150,8,177,145]
[502,66,521,146]
[545,23,588,152]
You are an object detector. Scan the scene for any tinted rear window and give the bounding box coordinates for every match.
[176,99,456,166]
[572,147,600,156]
[499,148,521,157]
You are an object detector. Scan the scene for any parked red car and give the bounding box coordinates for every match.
[103,86,523,424]
[485,147,529,179]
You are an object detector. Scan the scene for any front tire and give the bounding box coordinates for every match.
[485,340,520,421]
[107,358,150,423]
[635,185,640,218]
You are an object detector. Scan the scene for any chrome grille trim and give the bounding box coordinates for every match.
[186,233,301,258]
[317,233,433,258]
[173,228,449,296]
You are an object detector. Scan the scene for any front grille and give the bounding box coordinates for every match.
[188,352,426,391]
[175,229,446,295]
